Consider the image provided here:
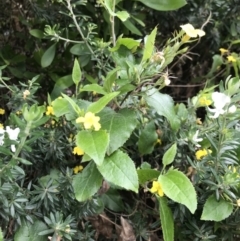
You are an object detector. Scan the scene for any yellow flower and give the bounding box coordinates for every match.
[16,110,22,115]
[23,90,30,99]
[46,106,54,116]
[227,55,237,62]
[150,181,164,197]
[73,165,83,174]
[195,149,212,160]
[0,108,5,115]
[219,48,228,55]
[76,112,101,131]
[196,118,202,125]
[198,96,212,106]
[73,146,84,156]
[180,23,205,38]
[181,34,191,42]
[0,123,3,129]
[237,199,240,207]
[155,138,162,145]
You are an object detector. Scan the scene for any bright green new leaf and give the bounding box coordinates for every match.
[81,84,107,95]
[72,58,82,85]
[99,108,138,155]
[159,170,197,214]
[98,150,139,192]
[158,197,174,241]
[61,93,81,114]
[201,195,233,221]
[73,161,103,202]
[145,88,180,131]
[76,130,109,166]
[135,0,186,11]
[52,98,70,117]
[0,228,3,241]
[162,143,177,167]
[87,92,119,113]
[138,121,158,155]
[142,27,157,62]
[14,220,48,241]
[116,11,130,22]
[41,43,57,68]
[137,169,160,185]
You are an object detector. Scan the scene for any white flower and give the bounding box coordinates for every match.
[192,130,203,147]
[228,105,237,113]
[0,129,5,146]
[180,23,205,38]
[208,92,231,118]
[6,126,20,152]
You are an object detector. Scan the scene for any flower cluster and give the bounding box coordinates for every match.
[73,165,83,174]
[76,112,101,131]
[150,181,164,197]
[0,126,20,152]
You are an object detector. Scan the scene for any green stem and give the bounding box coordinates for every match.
[110,0,116,46]
[0,77,14,92]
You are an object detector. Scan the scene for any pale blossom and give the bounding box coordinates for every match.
[0,129,5,146]
[208,92,231,118]
[180,23,205,38]
[192,130,203,147]
[228,105,237,113]
[6,126,20,152]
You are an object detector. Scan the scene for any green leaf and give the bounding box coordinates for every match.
[138,121,158,155]
[87,92,119,113]
[101,188,124,212]
[81,84,107,95]
[122,19,142,36]
[103,68,119,93]
[51,75,74,99]
[142,27,157,62]
[29,29,44,39]
[116,11,130,21]
[98,150,139,192]
[159,170,197,213]
[201,195,233,221]
[137,169,160,184]
[0,227,3,241]
[76,130,109,166]
[72,58,82,85]
[52,98,71,117]
[110,37,140,52]
[14,220,48,241]
[158,197,174,241]
[99,108,138,155]
[70,43,91,56]
[73,161,103,202]
[162,143,177,167]
[135,0,187,11]
[145,88,180,131]
[41,43,57,68]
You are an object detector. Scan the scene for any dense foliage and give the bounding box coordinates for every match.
[1,0,240,241]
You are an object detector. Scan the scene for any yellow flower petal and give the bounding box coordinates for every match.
[150,181,164,197]
[180,23,205,38]
[73,146,84,156]
[219,48,228,55]
[46,106,54,116]
[0,108,5,115]
[227,55,237,62]
[76,112,101,131]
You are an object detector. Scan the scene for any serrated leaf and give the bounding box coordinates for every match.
[158,197,174,241]
[138,121,158,155]
[99,108,138,155]
[137,169,160,184]
[76,130,109,166]
[145,88,180,131]
[73,161,103,202]
[98,150,138,192]
[14,220,48,241]
[201,195,233,221]
[142,27,157,62]
[41,43,57,68]
[87,92,119,113]
[159,170,197,213]
[136,0,186,11]
[72,58,82,85]
[162,143,177,167]
[116,11,130,22]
